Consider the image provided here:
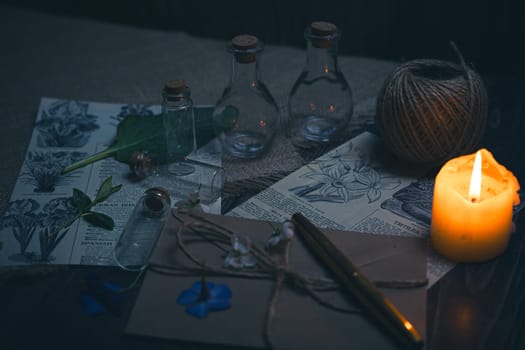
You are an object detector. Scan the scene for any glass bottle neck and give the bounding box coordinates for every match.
[305,42,339,75]
[230,58,259,88]
[162,89,192,112]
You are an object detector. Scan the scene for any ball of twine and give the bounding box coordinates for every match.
[376,50,488,166]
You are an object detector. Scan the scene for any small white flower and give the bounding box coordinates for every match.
[281,220,295,240]
[265,220,295,249]
[265,234,282,250]
[223,235,256,269]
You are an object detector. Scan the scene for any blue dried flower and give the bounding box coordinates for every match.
[176,279,232,319]
[81,272,123,316]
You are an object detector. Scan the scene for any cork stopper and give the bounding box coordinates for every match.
[310,21,337,36]
[232,35,259,50]
[309,21,338,48]
[231,35,260,63]
[144,187,171,212]
[163,79,186,94]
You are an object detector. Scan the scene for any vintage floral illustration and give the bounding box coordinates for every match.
[380,178,434,226]
[21,151,87,192]
[35,100,100,147]
[38,197,78,261]
[0,197,78,262]
[289,143,402,203]
[110,103,155,125]
[0,199,41,256]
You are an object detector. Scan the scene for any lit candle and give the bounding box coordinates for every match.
[430,149,520,262]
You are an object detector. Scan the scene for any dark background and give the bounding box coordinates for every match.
[2,0,523,76]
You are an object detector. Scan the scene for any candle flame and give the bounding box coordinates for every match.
[468,151,482,202]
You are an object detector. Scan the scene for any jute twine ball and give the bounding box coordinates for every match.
[376,58,488,166]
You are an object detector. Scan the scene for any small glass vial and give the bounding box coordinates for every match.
[113,187,171,271]
[162,79,197,175]
[288,21,354,149]
[129,150,226,204]
[213,35,280,159]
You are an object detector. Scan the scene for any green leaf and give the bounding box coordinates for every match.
[113,114,167,163]
[94,177,113,202]
[94,177,122,204]
[82,212,115,230]
[62,114,165,174]
[71,188,92,211]
[61,107,216,174]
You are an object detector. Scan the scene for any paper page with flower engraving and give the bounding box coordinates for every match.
[0,97,220,266]
[227,131,452,286]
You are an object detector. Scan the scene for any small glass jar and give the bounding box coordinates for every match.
[113,187,171,271]
[162,79,197,175]
[213,35,280,159]
[288,21,354,149]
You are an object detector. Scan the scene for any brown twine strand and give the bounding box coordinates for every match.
[376,44,488,166]
[149,210,428,349]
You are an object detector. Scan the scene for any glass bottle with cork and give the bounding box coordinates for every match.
[113,187,171,271]
[213,34,280,159]
[288,21,354,149]
[162,79,196,175]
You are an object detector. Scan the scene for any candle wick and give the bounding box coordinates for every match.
[471,198,478,203]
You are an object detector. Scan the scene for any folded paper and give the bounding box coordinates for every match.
[125,210,427,349]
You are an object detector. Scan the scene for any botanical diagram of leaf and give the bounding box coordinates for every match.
[35,100,100,147]
[21,151,87,192]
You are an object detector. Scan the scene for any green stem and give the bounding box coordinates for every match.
[61,138,148,174]
[47,203,96,239]
[62,147,118,174]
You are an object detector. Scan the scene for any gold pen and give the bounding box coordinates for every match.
[291,212,424,350]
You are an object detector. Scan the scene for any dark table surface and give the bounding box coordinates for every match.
[1,4,525,350]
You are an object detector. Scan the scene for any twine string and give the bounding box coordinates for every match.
[149,210,428,349]
[376,45,488,165]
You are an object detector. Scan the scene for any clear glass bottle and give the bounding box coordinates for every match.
[288,21,354,149]
[162,79,196,175]
[129,150,226,205]
[213,35,280,159]
[113,187,171,271]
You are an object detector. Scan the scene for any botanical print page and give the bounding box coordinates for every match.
[0,97,220,266]
[228,132,454,286]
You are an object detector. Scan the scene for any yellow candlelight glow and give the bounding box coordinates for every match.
[468,151,482,202]
[430,149,520,262]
